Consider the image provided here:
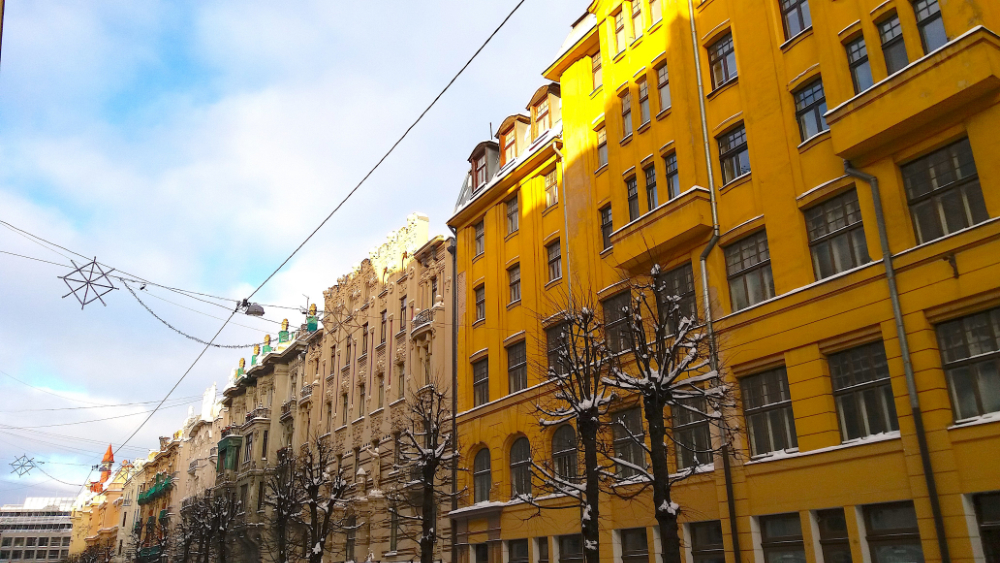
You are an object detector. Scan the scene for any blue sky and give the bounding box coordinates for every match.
[0,0,584,502]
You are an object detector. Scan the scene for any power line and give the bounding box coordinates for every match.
[115,312,235,455]
[0,395,200,413]
[245,0,529,300]
[0,368,111,407]
[0,250,70,268]
[0,398,196,429]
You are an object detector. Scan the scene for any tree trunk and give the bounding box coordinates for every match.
[217,535,228,563]
[421,474,437,563]
[275,521,287,563]
[580,414,601,563]
[644,396,682,563]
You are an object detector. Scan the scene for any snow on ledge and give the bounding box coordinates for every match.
[745,431,901,465]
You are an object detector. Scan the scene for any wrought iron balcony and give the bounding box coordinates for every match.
[411,308,435,335]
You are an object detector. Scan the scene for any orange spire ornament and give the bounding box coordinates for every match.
[88,445,115,493]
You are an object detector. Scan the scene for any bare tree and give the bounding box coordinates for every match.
[385,383,459,563]
[528,306,618,563]
[262,447,300,563]
[288,434,355,563]
[206,490,238,563]
[605,265,734,563]
[175,496,210,563]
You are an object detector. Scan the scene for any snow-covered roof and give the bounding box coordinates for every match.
[453,125,562,215]
[550,13,597,68]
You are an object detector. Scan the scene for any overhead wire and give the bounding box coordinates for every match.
[245,0,529,301]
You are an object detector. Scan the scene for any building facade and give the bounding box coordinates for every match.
[450,4,1000,563]
[0,498,74,563]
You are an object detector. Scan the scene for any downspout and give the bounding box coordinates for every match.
[554,143,573,308]
[684,1,741,562]
[447,229,460,563]
[844,162,951,563]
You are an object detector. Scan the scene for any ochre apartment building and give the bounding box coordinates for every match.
[449,4,999,563]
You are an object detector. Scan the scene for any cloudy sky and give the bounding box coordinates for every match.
[0,0,583,503]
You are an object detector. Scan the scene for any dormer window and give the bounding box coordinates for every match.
[534,99,551,139]
[503,132,517,164]
[474,155,487,191]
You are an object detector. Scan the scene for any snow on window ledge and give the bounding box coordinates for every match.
[948,411,1000,430]
[746,431,901,465]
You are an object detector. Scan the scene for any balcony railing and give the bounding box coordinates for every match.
[411,308,435,334]
[280,400,294,420]
[245,407,271,424]
[300,384,314,401]
[221,426,238,438]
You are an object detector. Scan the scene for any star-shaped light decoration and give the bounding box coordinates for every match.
[10,455,36,477]
[59,257,117,310]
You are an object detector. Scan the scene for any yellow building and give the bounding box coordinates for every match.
[450,3,1000,563]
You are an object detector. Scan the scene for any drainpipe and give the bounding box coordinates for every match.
[553,143,573,308]
[844,162,951,563]
[447,228,460,563]
[684,0,741,561]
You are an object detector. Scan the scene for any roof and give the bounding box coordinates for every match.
[496,114,530,138]
[544,12,598,79]
[527,83,561,110]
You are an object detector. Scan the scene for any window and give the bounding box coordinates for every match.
[473,359,489,407]
[380,310,387,344]
[974,492,1000,563]
[631,1,643,40]
[829,341,899,441]
[806,189,871,280]
[377,376,384,408]
[509,540,529,563]
[431,277,438,306]
[400,296,407,329]
[389,511,399,552]
[346,516,357,563]
[794,79,828,141]
[547,323,568,377]
[936,307,1000,421]
[614,11,627,54]
[638,79,650,124]
[503,131,517,164]
[604,292,632,354]
[620,529,649,563]
[649,0,662,24]
[508,265,521,304]
[536,99,551,137]
[507,197,519,234]
[342,393,349,425]
[846,37,874,94]
[257,481,266,511]
[547,241,562,282]
[592,52,603,90]
[600,206,614,250]
[817,508,853,563]
[552,425,577,481]
[621,91,633,138]
[612,407,645,478]
[645,166,658,210]
[718,124,750,184]
[724,230,774,311]
[559,536,584,563]
[510,437,531,498]
[475,221,485,256]
[780,0,812,40]
[708,33,737,89]
[674,397,712,470]
[345,338,352,366]
[760,513,805,563]
[474,155,488,191]
[742,367,798,456]
[597,128,608,168]
[545,170,559,208]
[508,342,527,394]
[664,153,680,200]
[359,383,366,413]
[914,0,947,53]
[475,544,490,563]
[538,539,550,563]
[239,484,249,513]
[656,64,671,112]
[475,286,486,322]
[863,501,923,563]
[690,521,726,563]
[656,262,697,333]
[879,15,908,75]
[361,323,368,355]
[626,177,640,221]
[244,433,253,464]
[902,138,986,244]
[473,449,492,502]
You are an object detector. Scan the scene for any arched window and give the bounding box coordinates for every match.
[473,449,492,503]
[510,438,531,498]
[552,426,578,480]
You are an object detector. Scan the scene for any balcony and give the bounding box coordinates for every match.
[221,426,238,438]
[827,27,1000,160]
[280,400,294,421]
[411,308,435,337]
[243,407,271,427]
[608,188,714,271]
[299,384,314,404]
[188,460,199,475]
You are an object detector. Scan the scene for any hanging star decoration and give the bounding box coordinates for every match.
[10,455,36,477]
[59,257,117,310]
